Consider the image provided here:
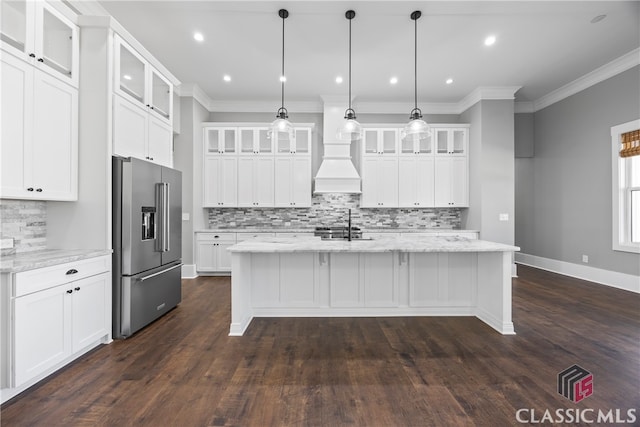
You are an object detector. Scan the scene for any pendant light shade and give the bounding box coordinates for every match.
[269,9,294,141]
[337,10,363,141]
[402,11,431,142]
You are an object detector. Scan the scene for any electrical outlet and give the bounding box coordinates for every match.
[582,255,589,263]
[182,213,190,221]
[499,213,509,221]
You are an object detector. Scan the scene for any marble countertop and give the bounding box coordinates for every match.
[196,228,478,234]
[0,249,112,273]
[228,236,518,253]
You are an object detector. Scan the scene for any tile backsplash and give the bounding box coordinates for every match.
[207,194,461,229]
[0,200,47,255]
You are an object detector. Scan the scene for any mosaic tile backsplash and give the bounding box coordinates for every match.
[207,194,462,229]
[0,200,47,255]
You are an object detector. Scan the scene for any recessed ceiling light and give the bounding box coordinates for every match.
[123,74,132,80]
[446,78,453,85]
[193,32,204,42]
[335,76,343,84]
[484,35,496,46]
[279,75,287,83]
[390,76,398,85]
[590,14,607,24]
[223,75,231,82]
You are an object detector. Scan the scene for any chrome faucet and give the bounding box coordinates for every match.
[348,208,352,241]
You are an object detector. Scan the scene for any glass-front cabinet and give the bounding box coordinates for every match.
[435,128,467,155]
[275,127,312,154]
[114,35,173,124]
[364,129,397,155]
[400,132,433,154]
[0,0,78,87]
[205,128,237,155]
[239,127,272,154]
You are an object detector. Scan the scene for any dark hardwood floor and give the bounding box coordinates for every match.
[2,265,638,426]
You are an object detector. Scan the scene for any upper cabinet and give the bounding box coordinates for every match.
[0,0,79,87]
[360,124,469,209]
[239,127,272,155]
[113,34,174,167]
[0,2,78,201]
[205,127,237,155]
[275,128,311,155]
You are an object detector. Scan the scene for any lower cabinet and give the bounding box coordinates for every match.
[13,272,109,387]
[196,232,236,273]
[1,255,111,392]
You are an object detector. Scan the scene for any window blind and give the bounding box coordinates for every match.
[620,129,640,158]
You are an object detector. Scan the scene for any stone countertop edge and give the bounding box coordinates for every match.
[195,228,479,234]
[0,249,113,273]
[228,236,519,253]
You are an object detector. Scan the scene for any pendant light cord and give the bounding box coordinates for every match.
[281,12,285,111]
[348,15,352,111]
[414,15,417,111]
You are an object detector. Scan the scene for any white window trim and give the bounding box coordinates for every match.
[611,119,640,253]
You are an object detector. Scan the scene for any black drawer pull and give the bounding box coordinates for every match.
[74,287,80,291]
[66,269,78,275]
[66,289,73,294]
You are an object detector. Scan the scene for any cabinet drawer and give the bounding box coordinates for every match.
[236,232,276,242]
[274,232,315,238]
[14,255,110,297]
[197,232,236,242]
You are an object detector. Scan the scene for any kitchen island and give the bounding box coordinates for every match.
[228,236,519,336]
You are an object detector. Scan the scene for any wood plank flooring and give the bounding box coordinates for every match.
[1,265,638,426]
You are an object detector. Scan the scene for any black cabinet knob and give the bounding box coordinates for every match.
[66,269,78,275]
[36,188,42,192]
[74,287,80,291]
[37,58,44,62]
[29,53,36,58]
[66,289,73,294]
[27,187,34,191]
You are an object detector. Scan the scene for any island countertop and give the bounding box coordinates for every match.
[228,236,519,253]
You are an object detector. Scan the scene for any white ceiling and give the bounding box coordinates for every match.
[95,1,639,110]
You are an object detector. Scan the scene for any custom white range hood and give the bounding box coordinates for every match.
[314,98,361,194]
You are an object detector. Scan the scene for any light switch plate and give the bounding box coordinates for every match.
[182,213,190,221]
[499,213,509,221]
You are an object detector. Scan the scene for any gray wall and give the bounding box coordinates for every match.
[515,66,640,275]
[174,97,209,266]
[461,100,515,246]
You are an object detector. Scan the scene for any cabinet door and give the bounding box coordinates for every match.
[273,157,292,207]
[204,157,237,207]
[363,253,397,307]
[148,114,173,167]
[216,242,234,272]
[196,242,216,271]
[414,157,435,207]
[71,273,109,353]
[237,157,255,207]
[0,52,32,198]
[398,157,418,208]
[0,0,34,58]
[360,157,379,207]
[434,158,451,207]
[291,156,311,206]
[377,157,398,207]
[13,284,71,387]
[204,127,236,155]
[32,69,77,200]
[148,67,172,121]
[114,35,146,106]
[253,157,274,206]
[36,2,79,87]
[435,157,468,207]
[113,94,147,160]
[294,128,311,154]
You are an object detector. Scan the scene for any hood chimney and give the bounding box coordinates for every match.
[314,97,361,193]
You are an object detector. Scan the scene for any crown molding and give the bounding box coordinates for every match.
[457,86,522,113]
[179,84,212,110]
[207,99,323,114]
[355,101,461,115]
[65,0,110,17]
[533,48,640,112]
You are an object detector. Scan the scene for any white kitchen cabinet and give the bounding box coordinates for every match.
[204,127,237,154]
[1,51,77,201]
[435,157,469,207]
[274,156,311,207]
[203,156,237,207]
[398,156,434,207]
[275,127,312,154]
[236,232,276,242]
[113,94,173,167]
[2,255,110,390]
[237,157,275,207]
[113,35,173,166]
[434,127,467,156]
[363,128,398,155]
[114,35,172,123]
[239,127,272,154]
[196,233,236,272]
[0,0,79,87]
[361,157,398,207]
[399,131,433,154]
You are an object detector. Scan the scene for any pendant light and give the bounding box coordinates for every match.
[268,9,294,141]
[402,11,430,142]
[337,10,363,141]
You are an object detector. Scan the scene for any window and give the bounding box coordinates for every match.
[612,120,640,253]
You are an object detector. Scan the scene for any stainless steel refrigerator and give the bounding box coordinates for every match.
[112,157,182,339]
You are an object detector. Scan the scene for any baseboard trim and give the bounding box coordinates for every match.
[181,264,197,279]
[515,253,639,294]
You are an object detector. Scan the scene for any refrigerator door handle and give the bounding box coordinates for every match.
[156,182,170,252]
[139,263,182,282]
